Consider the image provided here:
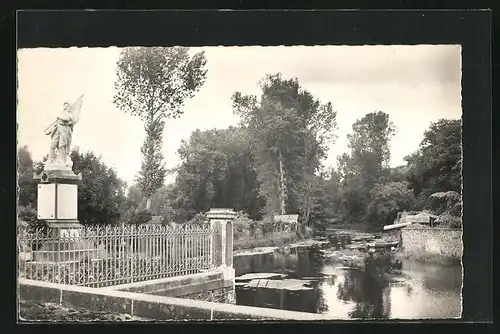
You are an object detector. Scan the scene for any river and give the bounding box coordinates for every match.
[233,241,462,319]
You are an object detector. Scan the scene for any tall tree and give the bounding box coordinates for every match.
[113,47,207,209]
[405,118,461,202]
[70,149,128,225]
[364,181,416,227]
[168,126,263,222]
[232,73,337,225]
[337,111,396,224]
[136,117,166,210]
[346,111,396,190]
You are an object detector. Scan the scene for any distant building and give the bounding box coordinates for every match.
[405,212,438,226]
[273,214,299,231]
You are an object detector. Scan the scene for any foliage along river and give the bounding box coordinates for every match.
[233,235,462,319]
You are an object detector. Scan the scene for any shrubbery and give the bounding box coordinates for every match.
[128,210,153,225]
[233,211,253,239]
[17,204,47,233]
[186,212,208,226]
[436,213,462,228]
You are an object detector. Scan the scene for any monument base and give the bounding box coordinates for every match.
[34,166,82,222]
[45,220,84,229]
[34,168,82,184]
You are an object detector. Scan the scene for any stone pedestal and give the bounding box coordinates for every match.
[34,167,82,228]
[206,208,236,281]
[32,166,106,263]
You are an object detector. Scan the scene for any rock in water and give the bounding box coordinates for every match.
[334,266,353,270]
[235,272,287,282]
[246,278,314,291]
[234,247,279,257]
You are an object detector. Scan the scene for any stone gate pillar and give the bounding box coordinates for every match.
[206,208,236,281]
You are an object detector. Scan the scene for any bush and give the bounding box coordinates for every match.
[186,212,208,226]
[436,213,462,228]
[261,217,274,236]
[249,220,259,237]
[364,182,416,227]
[428,191,461,216]
[128,210,152,225]
[233,211,253,239]
[296,228,304,239]
[18,205,47,233]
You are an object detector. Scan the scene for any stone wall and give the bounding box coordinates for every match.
[401,226,462,260]
[113,271,235,304]
[180,285,236,304]
[19,278,332,320]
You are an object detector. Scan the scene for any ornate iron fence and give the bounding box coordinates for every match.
[18,224,215,288]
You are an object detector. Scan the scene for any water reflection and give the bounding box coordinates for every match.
[335,268,390,318]
[234,247,461,319]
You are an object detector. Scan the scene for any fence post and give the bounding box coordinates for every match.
[206,208,236,281]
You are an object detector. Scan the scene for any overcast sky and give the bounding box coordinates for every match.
[17,45,462,186]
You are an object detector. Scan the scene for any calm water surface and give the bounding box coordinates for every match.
[234,247,462,319]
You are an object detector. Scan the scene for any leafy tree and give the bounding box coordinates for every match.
[149,185,172,216]
[338,173,368,224]
[113,47,208,209]
[136,118,167,210]
[364,181,416,227]
[405,119,461,201]
[428,191,461,216]
[337,112,396,224]
[306,170,342,230]
[17,146,37,207]
[128,210,153,225]
[346,111,396,190]
[70,149,128,225]
[232,73,337,225]
[311,168,343,226]
[126,184,145,209]
[17,146,44,231]
[168,126,263,222]
[386,166,408,182]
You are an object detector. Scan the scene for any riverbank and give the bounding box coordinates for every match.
[234,238,329,257]
[233,232,300,251]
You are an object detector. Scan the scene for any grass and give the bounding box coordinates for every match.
[233,232,300,251]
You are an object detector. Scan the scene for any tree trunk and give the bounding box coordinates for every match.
[302,135,311,226]
[278,148,286,215]
[304,181,314,226]
[146,197,152,210]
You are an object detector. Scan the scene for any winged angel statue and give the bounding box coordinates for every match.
[44,95,84,169]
